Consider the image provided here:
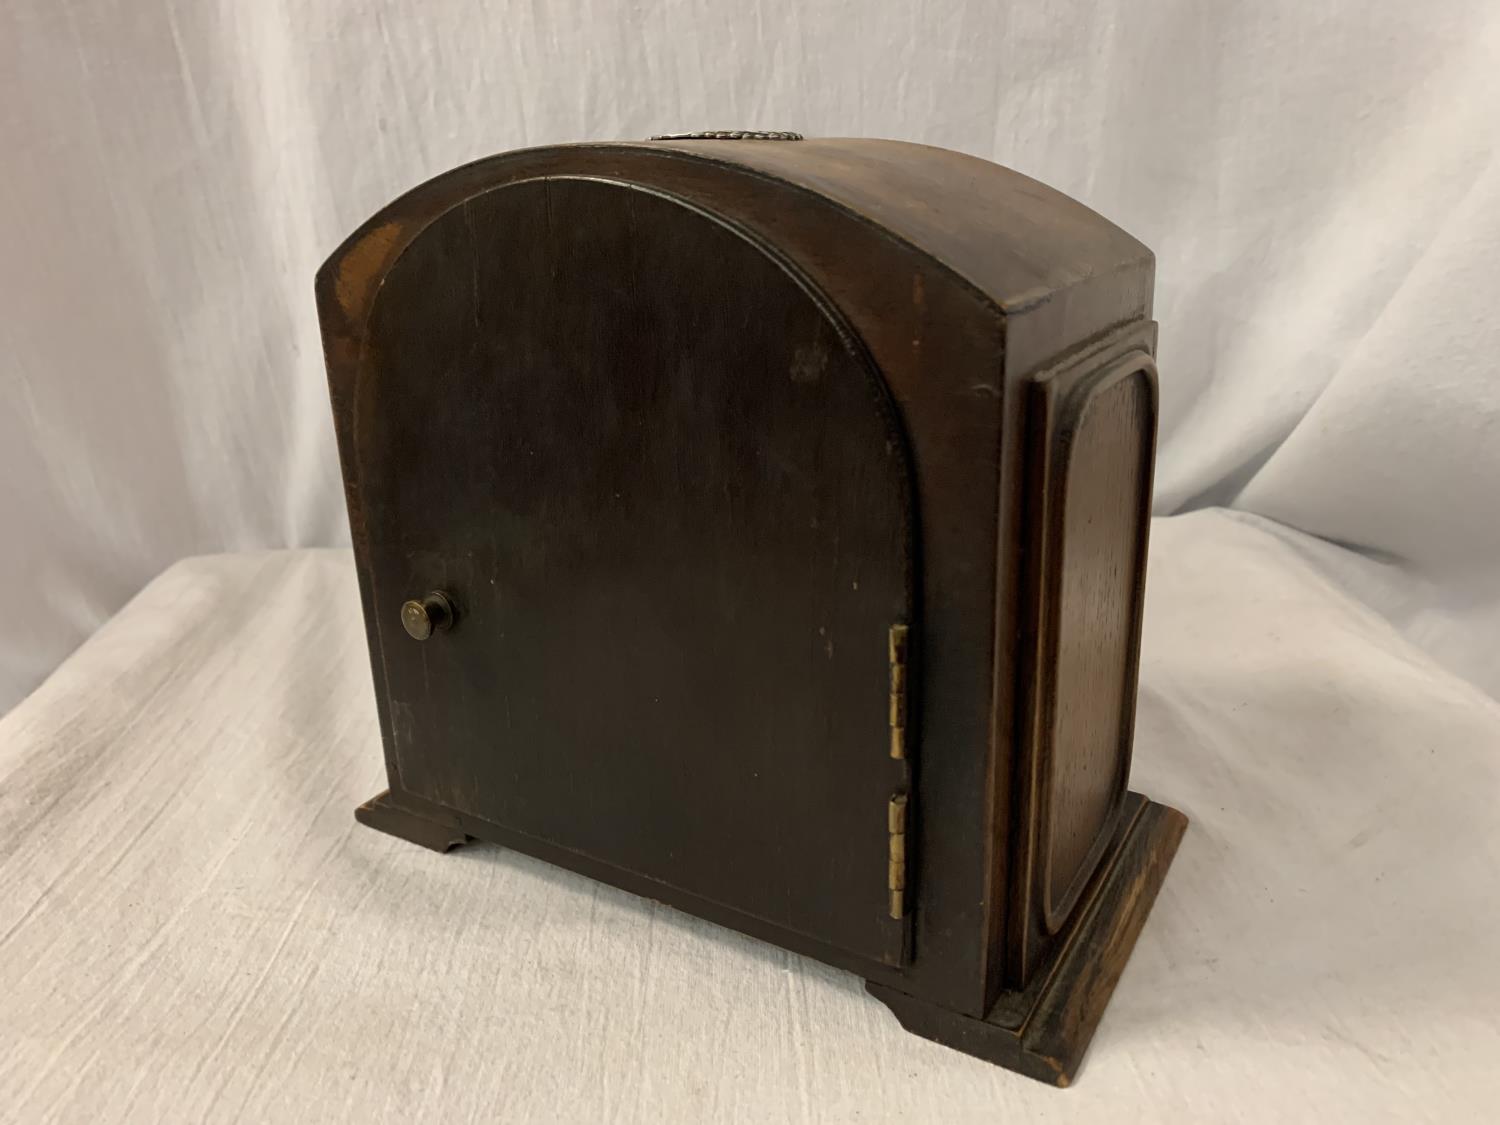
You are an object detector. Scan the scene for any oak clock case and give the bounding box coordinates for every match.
[317,134,1187,1087]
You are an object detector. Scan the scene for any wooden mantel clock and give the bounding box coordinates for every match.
[317,133,1186,1087]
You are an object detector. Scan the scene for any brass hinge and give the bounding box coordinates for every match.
[888,624,909,760]
[888,793,908,919]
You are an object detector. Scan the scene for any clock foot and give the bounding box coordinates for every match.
[355,789,473,853]
[866,793,1186,1086]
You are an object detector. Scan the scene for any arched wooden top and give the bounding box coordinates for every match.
[316,138,1152,359]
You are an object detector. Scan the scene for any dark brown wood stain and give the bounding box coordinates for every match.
[319,136,1186,1086]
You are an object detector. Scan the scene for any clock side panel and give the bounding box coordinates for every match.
[1008,340,1158,985]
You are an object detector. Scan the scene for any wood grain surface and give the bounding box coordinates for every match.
[1044,367,1155,929]
[321,140,1181,1064]
[356,177,913,967]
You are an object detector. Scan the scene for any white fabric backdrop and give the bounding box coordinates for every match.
[3,4,1500,1119]
[2,0,1498,711]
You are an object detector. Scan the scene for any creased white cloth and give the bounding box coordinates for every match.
[3,513,1497,1123]
[3,0,1499,709]
[4,3,1499,1117]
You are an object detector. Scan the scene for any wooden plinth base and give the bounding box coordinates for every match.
[355,786,1184,1088]
[867,793,1186,1086]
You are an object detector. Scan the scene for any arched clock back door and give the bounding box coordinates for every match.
[353,177,915,968]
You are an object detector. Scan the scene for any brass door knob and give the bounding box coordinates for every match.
[400,591,455,640]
